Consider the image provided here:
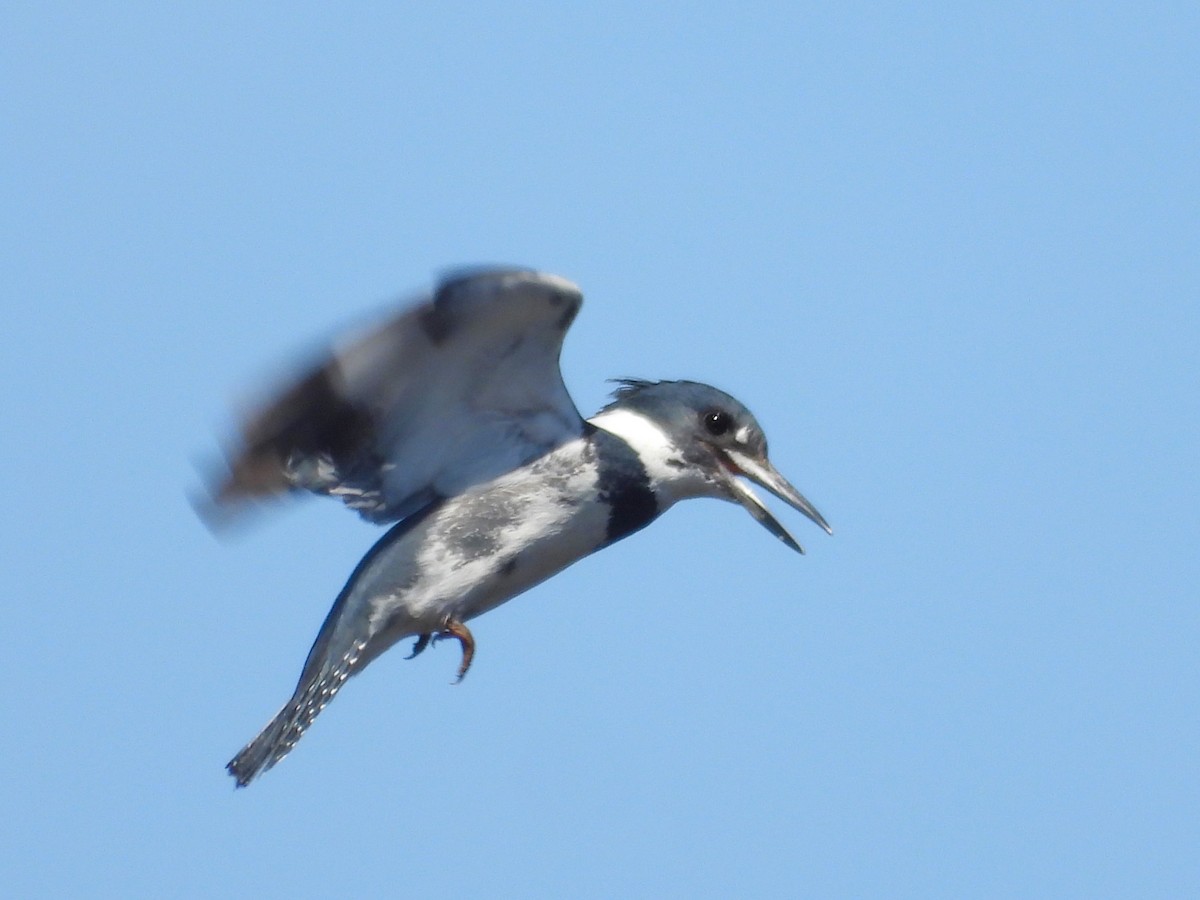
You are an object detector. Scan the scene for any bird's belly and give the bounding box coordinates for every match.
[453,506,609,622]
[361,463,617,636]
[439,492,613,623]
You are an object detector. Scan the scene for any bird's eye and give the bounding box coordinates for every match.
[703,409,734,436]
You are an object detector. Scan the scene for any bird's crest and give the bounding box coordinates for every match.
[603,378,659,409]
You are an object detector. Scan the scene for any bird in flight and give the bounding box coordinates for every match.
[206,268,831,786]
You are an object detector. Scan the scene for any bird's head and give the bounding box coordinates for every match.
[597,379,832,553]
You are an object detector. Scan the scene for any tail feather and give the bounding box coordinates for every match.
[226,510,435,786]
[227,640,364,787]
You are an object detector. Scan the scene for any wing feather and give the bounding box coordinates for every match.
[207,268,585,523]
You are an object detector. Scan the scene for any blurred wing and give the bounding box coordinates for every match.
[206,268,586,523]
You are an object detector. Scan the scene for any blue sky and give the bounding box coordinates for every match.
[3,3,1196,897]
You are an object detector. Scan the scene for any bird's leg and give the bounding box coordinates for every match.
[404,633,432,660]
[431,616,475,683]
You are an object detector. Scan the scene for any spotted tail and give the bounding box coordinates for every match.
[226,640,365,787]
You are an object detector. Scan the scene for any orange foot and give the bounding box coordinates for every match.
[432,617,475,683]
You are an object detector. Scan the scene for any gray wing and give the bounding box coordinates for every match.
[206,268,586,523]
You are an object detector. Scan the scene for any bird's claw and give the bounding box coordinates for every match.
[432,617,475,684]
[404,633,431,659]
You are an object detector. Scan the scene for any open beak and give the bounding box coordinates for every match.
[719,447,832,554]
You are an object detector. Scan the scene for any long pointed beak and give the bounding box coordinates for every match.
[720,447,832,554]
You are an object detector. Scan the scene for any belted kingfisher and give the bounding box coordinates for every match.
[206,268,831,786]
